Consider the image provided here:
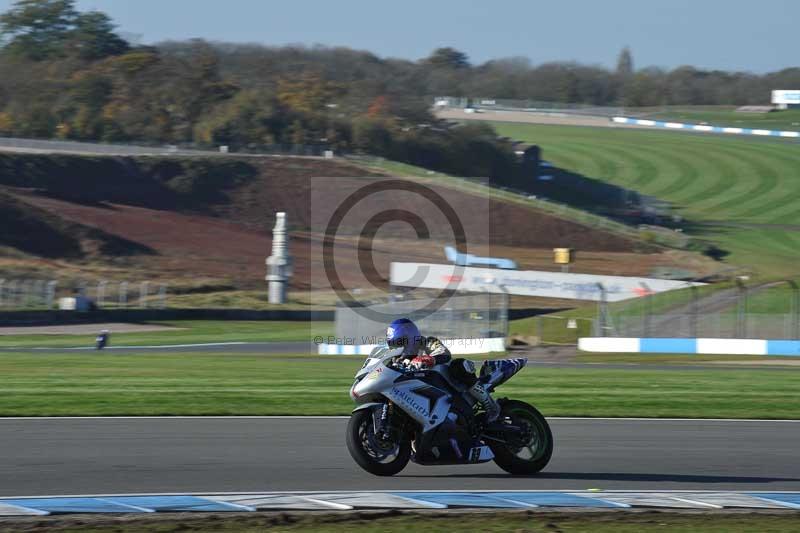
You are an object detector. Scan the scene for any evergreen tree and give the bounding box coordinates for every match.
[616,46,634,77]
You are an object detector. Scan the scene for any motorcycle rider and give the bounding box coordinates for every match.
[385,318,500,422]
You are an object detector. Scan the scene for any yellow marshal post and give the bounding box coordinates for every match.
[553,247,573,273]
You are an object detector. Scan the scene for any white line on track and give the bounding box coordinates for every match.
[0,416,798,422]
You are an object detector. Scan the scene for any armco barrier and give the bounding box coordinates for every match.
[318,337,506,355]
[579,337,800,356]
[612,116,800,138]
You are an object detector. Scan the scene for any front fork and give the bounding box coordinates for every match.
[372,401,392,440]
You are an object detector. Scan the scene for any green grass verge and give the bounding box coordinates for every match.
[24,510,800,533]
[0,320,332,348]
[1,352,798,418]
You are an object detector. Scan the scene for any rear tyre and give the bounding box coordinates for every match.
[489,400,553,475]
[346,407,411,476]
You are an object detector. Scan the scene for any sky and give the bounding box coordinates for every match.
[0,0,797,73]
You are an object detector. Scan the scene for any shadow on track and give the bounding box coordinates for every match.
[398,472,800,484]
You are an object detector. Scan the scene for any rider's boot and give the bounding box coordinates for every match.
[468,382,500,422]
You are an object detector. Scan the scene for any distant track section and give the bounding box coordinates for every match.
[0,137,326,158]
[0,136,221,156]
[435,108,613,128]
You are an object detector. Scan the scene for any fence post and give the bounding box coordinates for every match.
[140,281,150,308]
[536,316,543,344]
[500,290,509,340]
[7,280,17,307]
[639,282,652,337]
[97,280,107,308]
[596,283,608,337]
[20,279,31,308]
[33,280,41,307]
[119,281,128,308]
[789,281,800,339]
[688,283,699,339]
[158,284,168,309]
[46,280,57,309]
[736,277,748,338]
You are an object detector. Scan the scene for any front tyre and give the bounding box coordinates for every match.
[346,408,411,476]
[490,400,553,475]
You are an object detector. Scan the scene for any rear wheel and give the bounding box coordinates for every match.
[489,400,553,475]
[346,407,411,476]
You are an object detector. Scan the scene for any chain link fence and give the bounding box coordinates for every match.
[597,280,800,340]
[0,279,168,310]
[335,293,508,342]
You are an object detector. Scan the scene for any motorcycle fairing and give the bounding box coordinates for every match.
[386,379,451,432]
[480,358,528,389]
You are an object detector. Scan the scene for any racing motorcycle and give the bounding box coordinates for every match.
[346,346,553,476]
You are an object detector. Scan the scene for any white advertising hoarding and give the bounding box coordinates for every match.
[772,90,800,105]
[390,262,703,302]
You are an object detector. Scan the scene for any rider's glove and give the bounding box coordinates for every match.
[409,354,435,370]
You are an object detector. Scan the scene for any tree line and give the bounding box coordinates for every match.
[1,1,798,180]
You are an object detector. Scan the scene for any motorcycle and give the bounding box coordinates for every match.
[346,346,553,476]
[95,330,110,350]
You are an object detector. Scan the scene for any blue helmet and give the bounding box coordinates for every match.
[386,318,422,354]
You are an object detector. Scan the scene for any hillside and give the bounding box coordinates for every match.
[0,152,715,296]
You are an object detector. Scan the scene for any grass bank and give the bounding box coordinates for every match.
[490,121,800,278]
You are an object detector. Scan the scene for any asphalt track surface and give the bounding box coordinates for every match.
[1,417,798,497]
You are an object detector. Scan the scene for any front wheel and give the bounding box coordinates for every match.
[346,407,411,476]
[489,400,553,475]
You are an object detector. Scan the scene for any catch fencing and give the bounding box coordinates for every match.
[335,293,508,343]
[0,279,168,310]
[433,96,624,117]
[597,279,800,340]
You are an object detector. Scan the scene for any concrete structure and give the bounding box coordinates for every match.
[265,212,292,304]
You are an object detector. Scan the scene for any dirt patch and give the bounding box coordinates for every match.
[1,154,716,291]
[0,323,182,335]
